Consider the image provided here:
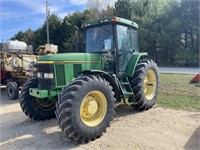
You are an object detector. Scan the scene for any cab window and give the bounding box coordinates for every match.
[85,25,113,53]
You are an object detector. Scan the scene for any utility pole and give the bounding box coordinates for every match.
[46,0,50,44]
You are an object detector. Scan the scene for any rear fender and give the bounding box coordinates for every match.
[126,53,148,77]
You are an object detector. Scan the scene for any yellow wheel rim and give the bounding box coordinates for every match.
[80,91,107,127]
[143,69,157,100]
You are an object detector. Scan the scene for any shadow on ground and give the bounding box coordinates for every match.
[184,126,200,150]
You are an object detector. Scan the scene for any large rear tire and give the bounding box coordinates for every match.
[56,75,115,143]
[19,77,56,121]
[6,82,19,100]
[130,59,159,110]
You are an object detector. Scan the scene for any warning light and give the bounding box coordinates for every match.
[112,17,119,22]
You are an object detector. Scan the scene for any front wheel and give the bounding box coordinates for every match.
[19,77,56,121]
[56,75,115,143]
[130,59,159,110]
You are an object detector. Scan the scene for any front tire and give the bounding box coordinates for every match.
[6,82,19,100]
[56,75,115,143]
[130,59,159,110]
[19,77,56,121]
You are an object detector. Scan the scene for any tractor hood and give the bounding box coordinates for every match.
[37,53,101,64]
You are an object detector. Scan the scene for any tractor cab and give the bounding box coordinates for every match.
[82,17,139,75]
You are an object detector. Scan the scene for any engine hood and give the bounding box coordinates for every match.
[37,53,101,64]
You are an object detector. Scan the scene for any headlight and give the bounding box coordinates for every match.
[37,72,43,78]
[44,73,54,79]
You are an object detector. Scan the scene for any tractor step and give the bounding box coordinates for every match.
[123,92,133,96]
[117,77,134,98]
[120,82,130,85]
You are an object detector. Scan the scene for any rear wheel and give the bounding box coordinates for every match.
[56,75,115,143]
[130,59,159,110]
[6,82,19,100]
[19,77,56,120]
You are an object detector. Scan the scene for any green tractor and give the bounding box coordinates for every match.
[19,17,159,143]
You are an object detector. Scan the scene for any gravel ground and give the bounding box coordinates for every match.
[0,87,199,150]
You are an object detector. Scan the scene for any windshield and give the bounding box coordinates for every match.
[85,24,113,53]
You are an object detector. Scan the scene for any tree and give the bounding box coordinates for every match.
[156,0,181,65]
[34,27,45,48]
[177,0,199,66]
[87,0,114,11]
[101,5,114,18]
[11,31,24,40]
[114,0,132,19]
[47,14,62,45]
[131,0,183,66]
[60,12,85,52]
[23,29,36,48]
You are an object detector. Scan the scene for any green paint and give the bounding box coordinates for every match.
[49,90,61,97]
[29,88,61,98]
[126,53,148,77]
[65,64,74,84]
[29,88,48,98]
[37,53,101,62]
[82,62,102,71]
[53,61,102,88]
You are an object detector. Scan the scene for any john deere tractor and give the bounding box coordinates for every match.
[19,17,159,143]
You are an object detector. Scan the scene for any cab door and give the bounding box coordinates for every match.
[85,24,115,73]
[116,25,138,74]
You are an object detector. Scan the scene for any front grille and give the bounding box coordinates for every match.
[73,64,82,77]
[37,64,54,73]
[36,64,55,89]
[38,78,55,89]
[55,64,65,86]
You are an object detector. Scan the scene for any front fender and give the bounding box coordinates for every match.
[82,70,121,101]
[126,52,148,77]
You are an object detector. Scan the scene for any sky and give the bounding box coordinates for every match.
[0,0,88,41]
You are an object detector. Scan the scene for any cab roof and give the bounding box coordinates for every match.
[81,17,138,29]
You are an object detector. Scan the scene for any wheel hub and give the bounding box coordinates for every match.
[82,96,98,117]
[80,91,107,127]
[87,99,98,115]
[143,69,157,100]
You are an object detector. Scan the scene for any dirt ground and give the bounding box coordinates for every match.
[0,87,199,150]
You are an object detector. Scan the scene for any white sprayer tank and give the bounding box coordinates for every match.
[5,40,27,52]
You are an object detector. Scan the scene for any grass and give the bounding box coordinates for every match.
[157,73,200,112]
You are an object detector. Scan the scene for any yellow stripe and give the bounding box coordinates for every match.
[37,61,54,64]
[37,60,101,64]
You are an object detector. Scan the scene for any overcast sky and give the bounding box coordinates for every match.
[0,0,88,41]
